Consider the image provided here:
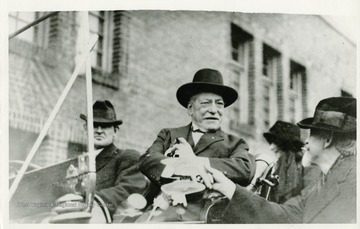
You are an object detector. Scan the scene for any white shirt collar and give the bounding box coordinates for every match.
[94,148,103,157]
[191,122,205,145]
[192,122,205,132]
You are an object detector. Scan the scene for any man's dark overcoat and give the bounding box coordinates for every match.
[139,123,256,202]
[95,143,147,215]
[221,154,356,223]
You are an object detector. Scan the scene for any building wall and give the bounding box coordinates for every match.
[8,11,356,166]
[118,11,356,155]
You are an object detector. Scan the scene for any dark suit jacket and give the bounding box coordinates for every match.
[221,155,356,223]
[95,144,147,215]
[139,124,256,202]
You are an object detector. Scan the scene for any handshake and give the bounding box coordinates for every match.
[160,138,236,200]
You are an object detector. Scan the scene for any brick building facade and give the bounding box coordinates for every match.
[9,11,356,167]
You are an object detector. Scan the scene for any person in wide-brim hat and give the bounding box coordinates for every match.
[137,68,255,223]
[203,96,357,223]
[75,100,147,217]
[176,68,238,108]
[297,96,356,132]
[263,121,304,153]
[259,121,305,204]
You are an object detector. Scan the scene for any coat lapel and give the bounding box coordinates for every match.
[169,124,224,155]
[304,156,355,223]
[193,129,224,155]
[95,144,118,171]
[169,123,195,148]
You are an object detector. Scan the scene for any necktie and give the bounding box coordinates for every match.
[192,128,204,145]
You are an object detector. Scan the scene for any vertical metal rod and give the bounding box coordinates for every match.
[83,12,95,173]
[9,36,98,200]
[265,187,271,200]
[82,11,96,213]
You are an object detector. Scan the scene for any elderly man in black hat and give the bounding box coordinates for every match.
[138,68,255,222]
[80,100,147,217]
[206,97,356,223]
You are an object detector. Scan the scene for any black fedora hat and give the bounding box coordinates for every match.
[263,121,304,151]
[176,68,238,108]
[80,100,123,126]
[297,97,356,132]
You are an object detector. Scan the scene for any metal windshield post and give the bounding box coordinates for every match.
[83,11,97,213]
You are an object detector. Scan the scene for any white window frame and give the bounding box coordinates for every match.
[229,40,250,125]
[262,55,279,129]
[75,11,113,73]
[289,70,304,123]
[9,12,36,43]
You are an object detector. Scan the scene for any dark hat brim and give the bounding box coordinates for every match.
[263,131,304,151]
[80,114,123,126]
[263,132,278,145]
[297,117,355,132]
[176,82,238,108]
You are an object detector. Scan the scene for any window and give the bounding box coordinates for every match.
[262,44,280,79]
[263,85,271,128]
[262,44,280,129]
[75,11,123,88]
[76,11,113,73]
[289,61,306,123]
[9,12,36,43]
[89,11,106,69]
[228,65,250,125]
[229,23,252,127]
[231,23,252,66]
[9,12,51,47]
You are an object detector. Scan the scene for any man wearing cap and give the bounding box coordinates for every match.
[138,68,255,222]
[80,100,147,217]
[206,97,356,223]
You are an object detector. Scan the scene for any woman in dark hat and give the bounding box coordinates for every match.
[248,121,305,203]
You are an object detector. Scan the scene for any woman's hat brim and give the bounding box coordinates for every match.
[263,132,279,145]
[297,117,355,132]
[176,82,238,108]
[80,114,123,126]
[263,131,304,150]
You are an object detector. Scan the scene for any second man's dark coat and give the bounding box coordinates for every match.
[139,123,256,202]
[95,143,147,215]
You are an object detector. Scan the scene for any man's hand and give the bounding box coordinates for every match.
[162,138,214,188]
[161,158,213,189]
[171,137,196,159]
[205,165,236,199]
